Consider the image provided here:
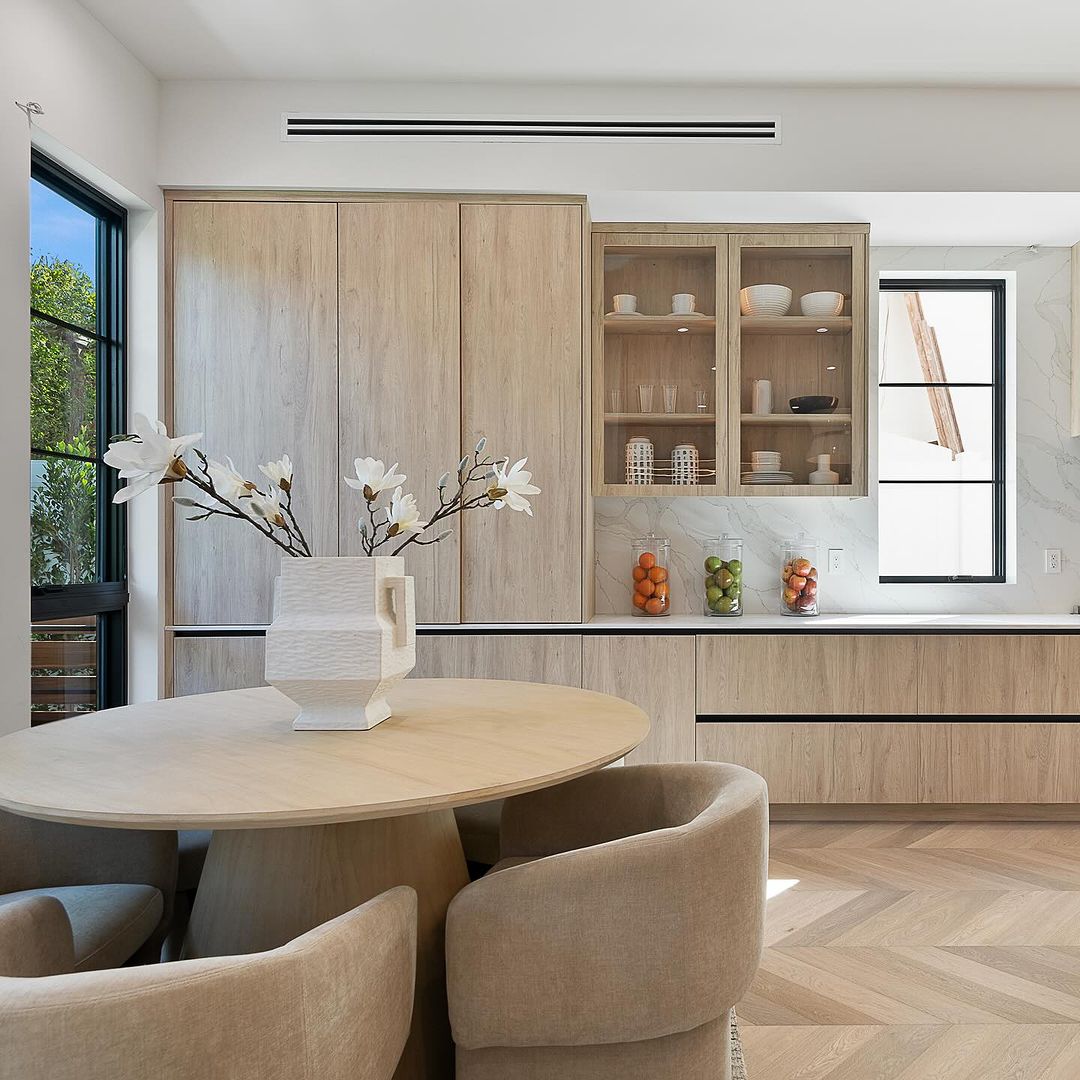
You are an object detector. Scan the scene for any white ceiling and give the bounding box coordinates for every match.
[78,0,1080,86]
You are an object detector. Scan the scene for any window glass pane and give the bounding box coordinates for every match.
[879,289,994,383]
[30,455,98,586]
[30,616,98,725]
[30,316,96,452]
[879,386,994,480]
[879,483,995,578]
[30,179,97,332]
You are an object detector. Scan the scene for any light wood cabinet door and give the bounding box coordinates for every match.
[337,202,461,623]
[171,202,338,625]
[172,635,266,696]
[582,635,695,764]
[696,721,923,803]
[412,633,582,686]
[460,203,584,622]
[916,635,1080,714]
[696,634,920,715]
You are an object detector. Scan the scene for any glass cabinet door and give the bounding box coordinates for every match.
[728,232,868,495]
[595,236,726,494]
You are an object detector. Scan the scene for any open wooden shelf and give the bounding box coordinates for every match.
[740,316,851,336]
[604,315,715,336]
[740,412,853,426]
[605,412,715,425]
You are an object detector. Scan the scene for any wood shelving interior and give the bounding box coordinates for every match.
[740,413,852,426]
[604,315,716,335]
[740,315,851,336]
[605,412,715,425]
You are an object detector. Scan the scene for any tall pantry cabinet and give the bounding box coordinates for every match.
[166,193,587,692]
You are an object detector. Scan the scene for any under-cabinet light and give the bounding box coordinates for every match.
[816,327,829,333]
[676,326,689,333]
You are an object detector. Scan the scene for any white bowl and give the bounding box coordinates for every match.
[740,284,792,317]
[799,291,845,317]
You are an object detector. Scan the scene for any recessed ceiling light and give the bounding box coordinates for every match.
[816,327,829,334]
[676,326,689,333]
[826,365,837,371]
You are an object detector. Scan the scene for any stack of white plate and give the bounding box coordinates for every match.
[742,449,794,485]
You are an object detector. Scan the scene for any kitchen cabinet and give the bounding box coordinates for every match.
[460,203,585,622]
[582,635,695,764]
[170,201,339,625]
[591,223,869,496]
[412,633,582,686]
[338,201,461,623]
[171,635,267,696]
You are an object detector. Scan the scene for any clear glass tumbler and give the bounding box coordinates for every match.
[638,384,655,413]
[662,384,678,413]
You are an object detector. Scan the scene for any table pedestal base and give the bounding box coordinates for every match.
[184,810,470,1080]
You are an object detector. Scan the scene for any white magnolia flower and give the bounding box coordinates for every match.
[345,457,406,500]
[386,487,426,536]
[244,489,286,527]
[489,457,541,516]
[259,454,293,492]
[207,457,255,502]
[104,414,203,504]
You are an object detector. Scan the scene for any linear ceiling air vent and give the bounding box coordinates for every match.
[282,115,780,143]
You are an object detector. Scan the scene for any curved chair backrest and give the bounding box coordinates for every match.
[0,886,417,1080]
[448,763,768,1050]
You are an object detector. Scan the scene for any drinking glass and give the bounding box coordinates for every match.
[695,389,709,412]
[662,384,678,414]
[638,384,655,413]
[608,388,625,413]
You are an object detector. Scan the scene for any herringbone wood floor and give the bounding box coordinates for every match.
[740,822,1080,1079]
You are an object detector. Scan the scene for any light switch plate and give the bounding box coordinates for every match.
[1046,549,1062,574]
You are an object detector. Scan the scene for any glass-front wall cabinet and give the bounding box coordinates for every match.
[592,226,868,498]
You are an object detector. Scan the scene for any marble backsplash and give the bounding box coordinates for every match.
[595,246,1080,616]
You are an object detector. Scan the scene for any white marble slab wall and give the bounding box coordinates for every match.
[595,246,1080,616]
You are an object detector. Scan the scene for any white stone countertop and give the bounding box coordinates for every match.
[170,613,1080,634]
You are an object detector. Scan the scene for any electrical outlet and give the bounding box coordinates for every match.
[828,548,845,574]
[1045,549,1062,574]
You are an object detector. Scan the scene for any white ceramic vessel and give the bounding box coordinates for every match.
[799,291,845,317]
[265,556,416,731]
[739,284,792,316]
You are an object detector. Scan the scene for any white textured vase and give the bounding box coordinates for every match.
[265,556,416,731]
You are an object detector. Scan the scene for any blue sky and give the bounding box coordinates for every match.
[30,179,96,281]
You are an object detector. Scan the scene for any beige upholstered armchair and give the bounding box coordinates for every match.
[0,886,417,1080]
[0,810,177,971]
[446,763,768,1080]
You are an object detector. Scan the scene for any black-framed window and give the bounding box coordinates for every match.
[29,151,127,724]
[877,277,1006,583]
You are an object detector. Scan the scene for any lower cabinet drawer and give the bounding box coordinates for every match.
[412,634,582,685]
[696,635,919,716]
[696,721,923,803]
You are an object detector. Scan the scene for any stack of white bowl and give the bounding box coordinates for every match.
[739,285,792,316]
[742,450,793,486]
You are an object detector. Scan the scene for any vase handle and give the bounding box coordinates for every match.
[385,576,412,649]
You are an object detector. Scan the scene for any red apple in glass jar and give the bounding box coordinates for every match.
[792,558,813,578]
[783,586,799,606]
[797,593,817,612]
[804,578,818,597]
[788,574,807,592]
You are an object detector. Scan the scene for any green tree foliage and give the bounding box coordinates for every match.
[30,256,97,586]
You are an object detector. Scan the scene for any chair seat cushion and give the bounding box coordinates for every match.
[177,829,213,893]
[486,856,539,875]
[0,884,163,972]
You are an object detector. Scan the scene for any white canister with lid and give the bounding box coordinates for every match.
[625,436,654,485]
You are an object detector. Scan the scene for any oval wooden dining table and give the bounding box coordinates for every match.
[0,678,648,1080]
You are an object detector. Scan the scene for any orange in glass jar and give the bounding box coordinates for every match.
[653,581,670,600]
[638,551,657,570]
[632,565,647,582]
[635,578,656,597]
[647,565,667,583]
[632,591,648,610]
[644,596,665,615]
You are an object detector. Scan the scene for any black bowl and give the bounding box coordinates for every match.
[789,395,839,414]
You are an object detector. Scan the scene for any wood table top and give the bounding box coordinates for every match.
[0,680,648,830]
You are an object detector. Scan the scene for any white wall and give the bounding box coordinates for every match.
[1,0,160,731]
[596,246,1075,616]
[160,80,1080,195]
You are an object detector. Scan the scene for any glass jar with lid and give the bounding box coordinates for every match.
[630,535,671,617]
[780,536,820,616]
[703,535,743,616]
